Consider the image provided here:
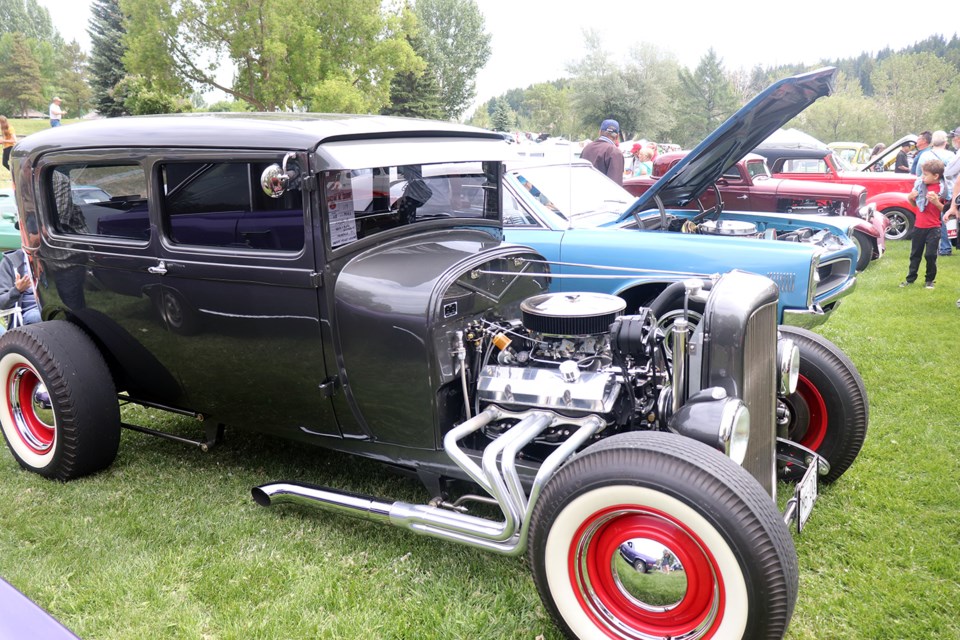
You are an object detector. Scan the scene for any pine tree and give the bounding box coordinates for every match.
[491,98,513,132]
[381,66,445,119]
[87,0,127,117]
[0,32,44,116]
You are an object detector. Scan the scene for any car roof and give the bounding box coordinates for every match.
[13,113,504,156]
[753,147,831,160]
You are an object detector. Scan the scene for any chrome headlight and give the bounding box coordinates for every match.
[777,337,800,395]
[858,203,876,221]
[668,388,750,465]
[720,399,751,465]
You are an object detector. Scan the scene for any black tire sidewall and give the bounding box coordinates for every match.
[853,230,873,271]
[780,326,868,482]
[0,322,120,480]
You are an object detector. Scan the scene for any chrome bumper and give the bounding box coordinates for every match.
[782,277,857,329]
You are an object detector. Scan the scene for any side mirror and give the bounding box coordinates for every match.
[260,152,299,198]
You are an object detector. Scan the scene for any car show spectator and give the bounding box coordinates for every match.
[895,140,913,173]
[943,127,960,221]
[581,119,624,185]
[911,131,932,175]
[941,128,960,305]
[868,143,886,171]
[913,131,956,255]
[48,97,65,128]
[901,158,947,289]
[628,144,655,177]
[0,116,15,172]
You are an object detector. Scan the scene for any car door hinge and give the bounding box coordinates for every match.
[302,175,318,192]
[310,271,323,288]
[318,377,340,398]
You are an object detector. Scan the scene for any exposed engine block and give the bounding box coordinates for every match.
[473,292,667,430]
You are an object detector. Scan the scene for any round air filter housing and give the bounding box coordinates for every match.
[698,220,758,236]
[520,292,626,336]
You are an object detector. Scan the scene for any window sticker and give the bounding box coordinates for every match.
[327,171,358,247]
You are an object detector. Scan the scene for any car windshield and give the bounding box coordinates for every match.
[509,164,635,227]
[745,159,771,180]
[322,160,500,249]
[831,152,854,172]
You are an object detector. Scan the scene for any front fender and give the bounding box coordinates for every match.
[870,191,918,215]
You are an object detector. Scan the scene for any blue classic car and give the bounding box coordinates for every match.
[503,67,857,330]
[503,159,857,329]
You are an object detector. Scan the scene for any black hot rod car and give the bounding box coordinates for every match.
[1,114,867,639]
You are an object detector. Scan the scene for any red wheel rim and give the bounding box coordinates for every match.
[568,504,725,639]
[7,364,55,454]
[793,374,827,451]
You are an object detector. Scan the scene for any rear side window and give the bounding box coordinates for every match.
[160,161,304,252]
[780,158,828,174]
[48,164,149,240]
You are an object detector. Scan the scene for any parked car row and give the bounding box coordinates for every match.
[624,150,886,271]
[0,68,868,639]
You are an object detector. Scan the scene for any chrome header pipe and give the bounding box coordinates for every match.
[253,409,606,556]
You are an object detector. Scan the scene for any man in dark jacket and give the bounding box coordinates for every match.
[581,119,624,185]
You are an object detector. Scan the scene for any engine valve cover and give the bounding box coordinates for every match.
[477,365,621,413]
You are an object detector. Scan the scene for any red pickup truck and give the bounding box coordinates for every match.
[624,151,888,271]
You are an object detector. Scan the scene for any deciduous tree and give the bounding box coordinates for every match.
[793,72,887,144]
[0,0,60,92]
[0,0,58,43]
[413,0,491,120]
[567,31,634,139]
[871,52,955,137]
[121,0,419,113]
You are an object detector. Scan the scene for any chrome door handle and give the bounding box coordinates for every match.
[737,195,748,200]
[147,261,167,275]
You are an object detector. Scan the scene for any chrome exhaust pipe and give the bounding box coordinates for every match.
[253,408,606,556]
[252,483,393,523]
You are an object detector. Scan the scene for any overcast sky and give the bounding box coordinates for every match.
[39,0,957,115]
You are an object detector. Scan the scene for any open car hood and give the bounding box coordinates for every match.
[622,67,836,219]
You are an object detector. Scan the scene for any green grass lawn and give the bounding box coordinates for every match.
[0,240,959,639]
